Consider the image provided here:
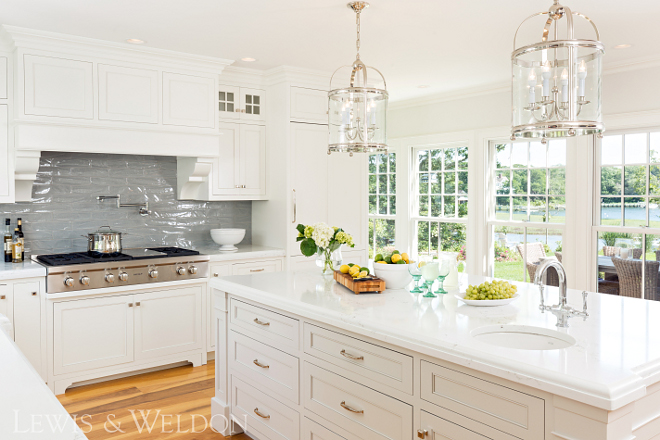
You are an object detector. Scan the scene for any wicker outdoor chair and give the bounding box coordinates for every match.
[597,280,620,296]
[656,250,660,261]
[516,242,559,286]
[554,252,562,263]
[611,257,660,300]
[633,248,643,260]
[602,246,621,257]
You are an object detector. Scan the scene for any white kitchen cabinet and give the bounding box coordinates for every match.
[0,283,12,325]
[232,259,282,275]
[420,410,490,440]
[328,153,366,251]
[0,105,10,203]
[219,85,266,123]
[290,122,329,256]
[98,64,158,124]
[134,286,203,360]
[163,72,215,128]
[211,122,266,198]
[23,54,94,119]
[13,282,43,378]
[208,263,232,351]
[0,56,7,99]
[53,295,134,375]
[290,87,328,124]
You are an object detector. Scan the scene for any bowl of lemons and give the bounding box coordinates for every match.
[372,250,414,289]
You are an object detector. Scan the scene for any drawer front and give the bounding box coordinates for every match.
[421,360,544,440]
[303,417,348,440]
[232,375,300,440]
[304,323,413,394]
[230,299,299,350]
[230,330,300,404]
[420,410,489,440]
[304,362,412,440]
[232,259,282,275]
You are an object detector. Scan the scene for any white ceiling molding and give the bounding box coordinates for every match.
[390,55,660,112]
[265,65,331,90]
[3,25,234,74]
[220,65,267,88]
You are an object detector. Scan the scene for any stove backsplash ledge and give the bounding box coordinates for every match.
[0,152,252,255]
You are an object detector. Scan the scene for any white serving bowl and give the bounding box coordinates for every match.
[373,262,414,290]
[210,228,246,251]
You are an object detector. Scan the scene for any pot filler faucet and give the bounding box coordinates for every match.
[534,259,588,328]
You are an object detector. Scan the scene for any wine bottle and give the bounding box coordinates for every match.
[16,218,24,261]
[12,228,23,263]
[3,219,11,263]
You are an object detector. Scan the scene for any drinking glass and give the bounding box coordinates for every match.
[434,258,451,295]
[408,262,423,294]
[421,261,440,298]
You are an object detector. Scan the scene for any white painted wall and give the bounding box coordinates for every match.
[389,65,660,139]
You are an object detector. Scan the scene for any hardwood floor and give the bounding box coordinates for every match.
[57,361,250,440]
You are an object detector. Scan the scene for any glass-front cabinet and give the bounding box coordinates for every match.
[218,84,265,123]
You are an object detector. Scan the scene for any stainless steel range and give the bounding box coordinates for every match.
[35,247,209,293]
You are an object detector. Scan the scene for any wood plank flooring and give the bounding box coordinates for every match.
[57,361,250,440]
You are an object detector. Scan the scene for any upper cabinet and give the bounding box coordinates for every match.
[98,64,158,124]
[218,84,265,124]
[0,56,7,99]
[290,87,328,124]
[163,72,216,129]
[23,55,94,119]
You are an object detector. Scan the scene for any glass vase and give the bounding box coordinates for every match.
[316,247,343,275]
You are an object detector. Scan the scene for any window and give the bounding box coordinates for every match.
[594,131,660,300]
[245,94,260,115]
[412,146,468,263]
[368,152,396,258]
[489,140,566,282]
[218,91,235,113]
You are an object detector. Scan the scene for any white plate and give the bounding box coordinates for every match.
[455,293,520,307]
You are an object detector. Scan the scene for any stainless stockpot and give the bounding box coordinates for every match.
[83,226,123,254]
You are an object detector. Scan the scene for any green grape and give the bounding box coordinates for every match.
[465,280,517,301]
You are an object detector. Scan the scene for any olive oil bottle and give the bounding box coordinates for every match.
[3,219,11,263]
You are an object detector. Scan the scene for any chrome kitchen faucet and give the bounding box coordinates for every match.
[534,259,588,328]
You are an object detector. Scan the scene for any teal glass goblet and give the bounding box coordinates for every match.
[434,259,451,295]
[421,262,440,298]
[408,262,423,294]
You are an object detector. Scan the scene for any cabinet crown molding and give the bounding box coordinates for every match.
[3,25,234,75]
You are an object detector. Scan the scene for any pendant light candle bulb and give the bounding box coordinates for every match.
[541,61,552,97]
[561,68,569,101]
[577,60,587,97]
[528,70,537,104]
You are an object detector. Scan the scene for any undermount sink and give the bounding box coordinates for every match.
[471,325,576,350]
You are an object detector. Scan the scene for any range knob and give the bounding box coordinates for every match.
[63,277,74,287]
[176,266,186,275]
[188,266,198,275]
[105,273,115,283]
[149,269,159,279]
[118,272,128,282]
[80,276,90,286]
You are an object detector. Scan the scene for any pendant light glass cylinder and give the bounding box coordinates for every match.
[511,3,604,139]
[328,65,388,153]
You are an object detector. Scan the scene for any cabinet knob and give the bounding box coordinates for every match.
[0,295,5,300]
[213,273,219,277]
[31,292,37,296]
[417,430,428,439]
[136,302,141,307]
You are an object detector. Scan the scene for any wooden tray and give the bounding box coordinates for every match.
[333,270,386,294]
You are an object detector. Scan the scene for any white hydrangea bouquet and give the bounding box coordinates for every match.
[296,222,355,274]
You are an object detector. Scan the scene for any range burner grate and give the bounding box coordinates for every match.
[36,247,200,267]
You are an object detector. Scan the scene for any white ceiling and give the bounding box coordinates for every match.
[1,0,658,102]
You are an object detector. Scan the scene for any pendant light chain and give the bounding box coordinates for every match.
[356,8,361,60]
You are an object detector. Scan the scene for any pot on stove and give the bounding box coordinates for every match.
[83,226,123,255]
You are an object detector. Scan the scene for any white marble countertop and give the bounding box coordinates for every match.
[0,315,86,439]
[193,244,285,262]
[0,260,47,281]
[211,270,660,411]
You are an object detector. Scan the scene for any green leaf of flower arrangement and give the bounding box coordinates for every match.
[296,224,305,234]
[300,238,318,257]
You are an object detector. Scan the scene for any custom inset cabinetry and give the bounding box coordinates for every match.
[212,123,266,197]
[163,72,216,128]
[98,64,158,123]
[218,85,266,123]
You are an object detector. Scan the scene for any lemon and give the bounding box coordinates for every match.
[358,271,368,278]
[376,261,387,264]
[349,266,360,275]
[340,264,350,274]
[391,254,402,263]
[401,253,410,263]
[418,261,427,268]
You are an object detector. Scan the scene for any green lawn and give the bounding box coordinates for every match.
[494,260,525,282]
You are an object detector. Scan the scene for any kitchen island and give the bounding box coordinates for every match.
[210,270,660,440]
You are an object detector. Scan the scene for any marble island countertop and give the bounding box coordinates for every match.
[210,270,660,411]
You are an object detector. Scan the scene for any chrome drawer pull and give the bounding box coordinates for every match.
[250,268,265,273]
[340,401,364,414]
[253,318,270,326]
[254,408,270,419]
[253,359,270,369]
[340,349,364,361]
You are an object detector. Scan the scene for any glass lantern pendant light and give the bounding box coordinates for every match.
[328,2,388,155]
[511,0,605,142]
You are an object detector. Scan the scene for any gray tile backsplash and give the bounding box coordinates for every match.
[0,152,251,254]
